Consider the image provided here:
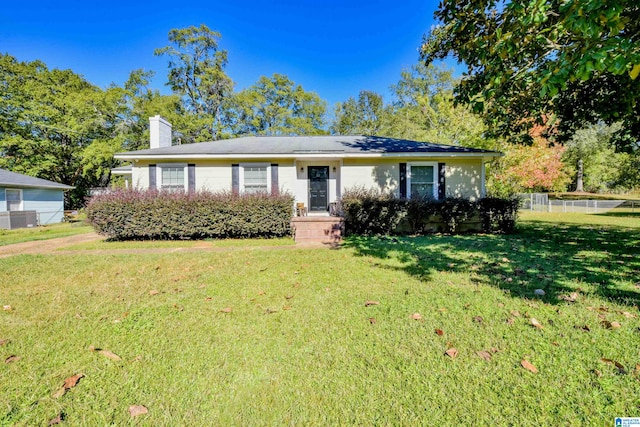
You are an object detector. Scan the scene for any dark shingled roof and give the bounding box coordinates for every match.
[116,135,500,158]
[0,168,74,189]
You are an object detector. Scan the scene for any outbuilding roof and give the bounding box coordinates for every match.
[115,135,501,160]
[0,168,74,190]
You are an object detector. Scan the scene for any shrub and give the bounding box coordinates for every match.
[339,187,406,236]
[86,189,294,240]
[438,198,477,234]
[339,187,519,235]
[406,196,439,234]
[477,197,520,234]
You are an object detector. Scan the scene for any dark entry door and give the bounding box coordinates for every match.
[308,166,329,212]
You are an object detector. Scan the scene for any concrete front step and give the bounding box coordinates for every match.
[291,216,344,244]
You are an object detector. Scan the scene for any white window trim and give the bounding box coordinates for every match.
[5,188,23,211]
[157,163,187,191]
[239,163,271,194]
[407,162,438,199]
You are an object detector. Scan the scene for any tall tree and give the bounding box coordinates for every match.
[155,24,234,141]
[388,63,492,148]
[422,0,640,147]
[563,122,627,192]
[489,132,571,195]
[331,90,386,135]
[0,54,127,206]
[120,69,186,150]
[226,74,327,136]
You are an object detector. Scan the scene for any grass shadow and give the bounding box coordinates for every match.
[342,220,640,307]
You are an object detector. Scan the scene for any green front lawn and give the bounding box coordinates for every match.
[1,213,638,425]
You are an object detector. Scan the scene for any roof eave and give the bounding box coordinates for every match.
[0,183,74,190]
[115,151,502,161]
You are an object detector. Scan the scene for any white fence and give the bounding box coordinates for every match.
[519,194,638,213]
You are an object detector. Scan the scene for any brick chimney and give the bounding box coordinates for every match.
[149,115,172,149]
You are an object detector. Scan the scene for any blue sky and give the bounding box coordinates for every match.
[1,0,456,107]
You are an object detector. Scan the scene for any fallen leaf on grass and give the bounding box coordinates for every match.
[592,369,602,377]
[477,351,492,361]
[575,325,591,332]
[205,297,213,301]
[3,305,12,311]
[149,290,159,296]
[530,318,544,329]
[521,359,538,373]
[560,292,579,303]
[634,364,640,376]
[365,300,380,307]
[510,310,520,317]
[53,374,84,398]
[220,307,232,313]
[282,305,292,311]
[434,329,444,336]
[285,295,294,300]
[129,405,148,417]
[506,317,515,325]
[369,317,377,324]
[99,350,122,361]
[0,339,8,346]
[173,304,184,312]
[5,355,20,364]
[601,358,627,374]
[445,348,458,359]
[410,313,422,320]
[265,308,278,314]
[620,311,636,319]
[257,290,265,296]
[473,316,483,324]
[48,414,64,425]
[602,320,621,329]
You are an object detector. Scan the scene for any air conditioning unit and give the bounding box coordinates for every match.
[0,210,38,230]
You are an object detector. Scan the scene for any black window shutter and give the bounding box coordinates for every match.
[149,164,157,189]
[399,163,407,198]
[271,163,279,195]
[232,164,239,194]
[188,164,196,193]
[438,162,446,200]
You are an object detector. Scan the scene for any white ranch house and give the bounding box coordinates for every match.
[114,116,500,216]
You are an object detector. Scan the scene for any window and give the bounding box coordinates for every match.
[240,164,270,194]
[160,166,185,190]
[6,189,22,211]
[408,163,437,199]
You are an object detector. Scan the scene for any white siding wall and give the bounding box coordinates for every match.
[444,159,483,200]
[131,157,485,200]
[341,158,483,200]
[131,163,150,189]
[341,159,401,196]
[194,161,233,192]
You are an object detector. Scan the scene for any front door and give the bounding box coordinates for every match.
[308,166,329,212]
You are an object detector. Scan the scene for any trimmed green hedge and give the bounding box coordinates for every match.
[339,187,519,235]
[86,189,294,240]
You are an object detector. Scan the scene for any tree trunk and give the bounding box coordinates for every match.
[575,158,584,192]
